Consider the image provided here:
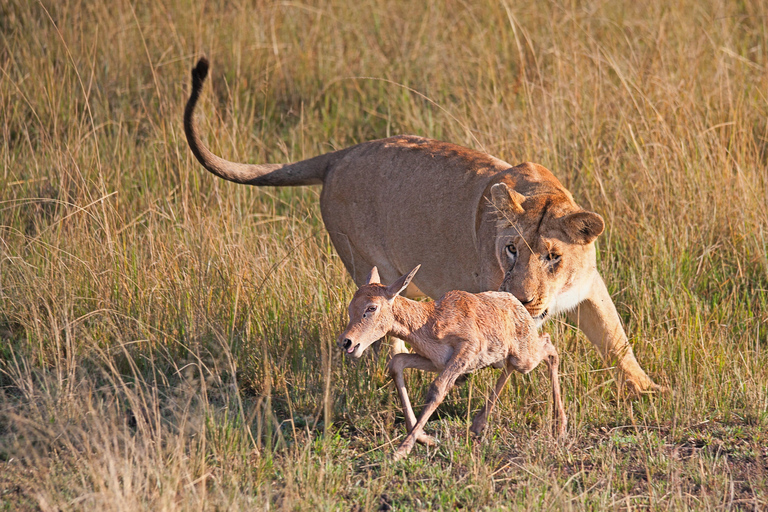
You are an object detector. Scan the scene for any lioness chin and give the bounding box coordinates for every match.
[184,57,661,395]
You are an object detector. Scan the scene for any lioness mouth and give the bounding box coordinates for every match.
[534,310,549,322]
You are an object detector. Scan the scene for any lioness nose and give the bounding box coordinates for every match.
[342,338,353,350]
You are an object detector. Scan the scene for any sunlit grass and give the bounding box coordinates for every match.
[1,0,767,509]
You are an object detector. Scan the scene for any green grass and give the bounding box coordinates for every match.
[1,0,767,509]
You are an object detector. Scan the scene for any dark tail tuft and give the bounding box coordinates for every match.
[184,55,337,186]
[191,57,209,91]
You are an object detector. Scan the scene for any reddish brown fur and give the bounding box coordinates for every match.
[338,266,567,460]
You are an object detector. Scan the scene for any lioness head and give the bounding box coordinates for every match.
[489,174,604,325]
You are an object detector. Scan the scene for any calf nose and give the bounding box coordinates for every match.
[342,338,353,350]
[520,297,534,305]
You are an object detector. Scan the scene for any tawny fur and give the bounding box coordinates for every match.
[338,266,567,460]
[184,57,661,395]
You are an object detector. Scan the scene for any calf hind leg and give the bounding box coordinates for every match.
[470,364,514,437]
[508,333,567,438]
[541,336,567,438]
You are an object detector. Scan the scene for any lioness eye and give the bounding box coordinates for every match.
[505,244,517,259]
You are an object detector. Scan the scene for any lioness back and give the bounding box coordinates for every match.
[320,136,569,297]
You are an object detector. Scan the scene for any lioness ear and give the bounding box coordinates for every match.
[490,183,525,215]
[561,211,605,245]
[385,265,421,302]
[364,266,381,285]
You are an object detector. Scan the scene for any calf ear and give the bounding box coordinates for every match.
[385,265,421,303]
[561,211,605,244]
[490,183,525,215]
[364,266,381,285]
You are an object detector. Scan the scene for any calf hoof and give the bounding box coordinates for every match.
[390,337,409,355]
[554,418,568,439]
[469,418,487,438]
[392,448,407,462]
[416,433,438,447]
[393,436,417,460]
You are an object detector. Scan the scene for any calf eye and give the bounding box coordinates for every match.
[365,306,377,313]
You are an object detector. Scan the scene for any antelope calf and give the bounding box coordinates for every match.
[338,265,567,460]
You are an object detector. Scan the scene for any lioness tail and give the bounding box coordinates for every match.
[184,57,343,186]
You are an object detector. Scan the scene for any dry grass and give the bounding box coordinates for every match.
[1,0,767,509]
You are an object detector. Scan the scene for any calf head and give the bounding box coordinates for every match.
[338,265,420,359]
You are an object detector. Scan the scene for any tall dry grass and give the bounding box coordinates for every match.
[1,0,767,509]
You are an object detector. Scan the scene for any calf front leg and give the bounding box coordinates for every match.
[387,354,440,446]
[393,346,475,460]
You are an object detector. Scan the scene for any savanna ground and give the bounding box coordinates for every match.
[1,0,767,509]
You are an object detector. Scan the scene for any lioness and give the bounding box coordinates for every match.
[184,58,660,394]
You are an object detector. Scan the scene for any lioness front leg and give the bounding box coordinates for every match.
[568,273,662,395]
